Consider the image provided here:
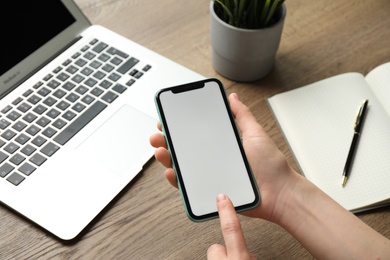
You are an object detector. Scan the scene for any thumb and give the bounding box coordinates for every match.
[228,93,265,138]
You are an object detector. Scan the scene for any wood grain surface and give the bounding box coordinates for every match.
[1,0,390,259]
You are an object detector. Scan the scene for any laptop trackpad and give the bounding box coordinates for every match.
[76,104,157,178]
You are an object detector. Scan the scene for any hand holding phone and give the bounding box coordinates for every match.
[155,78,260,221]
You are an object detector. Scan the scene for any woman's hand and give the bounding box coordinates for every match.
[149,93,298,223]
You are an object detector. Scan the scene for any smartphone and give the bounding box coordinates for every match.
[155,78,260,222]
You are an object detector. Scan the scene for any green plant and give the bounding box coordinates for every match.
[214,0,285,29]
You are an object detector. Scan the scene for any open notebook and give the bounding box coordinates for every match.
[267,62,390,213]
[0,1,202,240]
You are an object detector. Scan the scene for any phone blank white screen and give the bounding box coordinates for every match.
[159,81,256,217]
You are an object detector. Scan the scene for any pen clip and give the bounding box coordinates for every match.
[353,99,368,130]
[354,105,363,130]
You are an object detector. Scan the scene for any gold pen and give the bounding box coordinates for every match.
[342,99,369,187]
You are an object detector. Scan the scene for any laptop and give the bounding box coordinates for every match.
[0,0,203,240]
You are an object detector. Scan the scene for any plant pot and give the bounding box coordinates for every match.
[210,1,286,82]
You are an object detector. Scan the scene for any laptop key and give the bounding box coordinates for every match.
[66,93,80,103]
[41,142,60,157]
[75,86,88,95]
[17,102,32,112]
[10,153,26,166]
[0,151,9,164]
[117,57,139,74]
[4,142,20,154]
[37,87,51,97]
[72,52,81,59]
[66,65,78,74]
[83,52,96,60]
[62,111,77,121]
[126,79,135,87]
[2,129,17,140]
[99,80,112,89]
[18,162,36,176]
[25,125,41,136]
[7,172,25,186]
[0,119,11,129]
[56,72,69,82]
[81,45,89,52]
[133,71,143,79]
[43,97,58,107]
[53,66,63,74]
[89,60,102,69]
[84,78,98,87]
[63,82,76,91]
[1,105,12,114]
[92,42,108,53]
[47,79,61,89]
[36,117,51,127]
[71,103,85,113]
[98,53,110,62]
[46,108,61,119]
[110,57,123,66]
[23,89,34,97]
[75,58,87,67]
[81,67,94,76]
[112,83,127,94]
[53,119,67,129]
[7,111,21,121]
[29,153,47,166]
[15,133,30,145]
[42,127,57,138]
[12,121,27,132]
[102,64,114,73]
[53,89,67,99]
[80,95,95,106]
[101,91,118,103]
[56,101,70,111]
[89,39,98,45]
[0,163,13,177]
[27,95,42,105]
[108,72,121,82]
[32,136,47,147]
[43,74,53,81]
[21,144,36,156]
[22,112,38,123]
[107,47,129,59]
[71,74,85,84]
[62,59,72,66]
[53,101,107,145]
[93,71,106,80]
[91,87,104,97]
[143,65,152,72]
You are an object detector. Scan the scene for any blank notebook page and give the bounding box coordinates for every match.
[268,72,390,211]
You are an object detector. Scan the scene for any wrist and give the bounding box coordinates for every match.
[271,170,315,229]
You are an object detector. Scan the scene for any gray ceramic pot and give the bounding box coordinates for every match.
[210,2,286,82]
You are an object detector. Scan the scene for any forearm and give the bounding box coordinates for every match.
[275,170,390,259]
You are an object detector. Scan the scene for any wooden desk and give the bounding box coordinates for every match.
[1,0,390,259]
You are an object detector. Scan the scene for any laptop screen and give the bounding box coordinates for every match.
[1,1,75,76]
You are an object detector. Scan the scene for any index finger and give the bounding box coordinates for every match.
[217,194,249,257]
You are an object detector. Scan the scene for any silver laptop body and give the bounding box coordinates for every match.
[0,0,203,240]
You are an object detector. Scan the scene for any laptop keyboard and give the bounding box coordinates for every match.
[0,38,151,186]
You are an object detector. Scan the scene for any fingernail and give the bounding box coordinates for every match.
[231,93,240,101]
[217,194,227,202]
